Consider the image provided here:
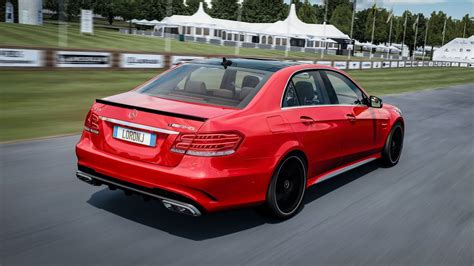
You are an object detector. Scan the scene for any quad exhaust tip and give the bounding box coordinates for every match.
[76,170,201,217]
[162,200,201,217]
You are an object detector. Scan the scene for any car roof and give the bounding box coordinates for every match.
[191,58,300,72]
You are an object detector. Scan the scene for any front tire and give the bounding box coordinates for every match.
[381,122,404,166]
[265,155,306,219]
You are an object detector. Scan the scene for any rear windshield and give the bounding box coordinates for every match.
[138,63,271,108]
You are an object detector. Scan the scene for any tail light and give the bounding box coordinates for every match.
[84,110,100,134]
[171,132,243,157]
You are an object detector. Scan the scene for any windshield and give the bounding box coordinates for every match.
[138,63,271,108]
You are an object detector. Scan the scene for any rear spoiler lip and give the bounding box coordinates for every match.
[95,99,208,122]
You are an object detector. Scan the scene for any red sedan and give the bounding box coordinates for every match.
[76,58,404,219]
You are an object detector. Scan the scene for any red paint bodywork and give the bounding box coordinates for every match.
[76,64,403,213]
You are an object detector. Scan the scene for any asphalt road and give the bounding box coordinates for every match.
[1,84,473,265]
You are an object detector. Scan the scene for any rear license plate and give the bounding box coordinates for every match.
[113,126,156,147]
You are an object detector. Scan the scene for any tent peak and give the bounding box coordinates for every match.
[288,4,297,20]
[197,2,204,13]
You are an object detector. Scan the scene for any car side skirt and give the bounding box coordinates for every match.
[307,154,381,187]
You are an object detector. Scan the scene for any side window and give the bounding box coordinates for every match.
[282,71,329,107]
[283,82,299,107]
[325,71,365,105]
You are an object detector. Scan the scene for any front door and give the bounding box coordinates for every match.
[321,70,379,164]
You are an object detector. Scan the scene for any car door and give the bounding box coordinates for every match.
[281,70,348,179]
[320,70,380,164]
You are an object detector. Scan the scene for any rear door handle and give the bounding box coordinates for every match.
[300,116,316,124]
[346,114,356,122]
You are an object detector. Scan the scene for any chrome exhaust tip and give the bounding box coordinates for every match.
[162,200,201,217]
[76,171,100,186]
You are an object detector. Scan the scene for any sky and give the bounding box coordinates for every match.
[203,0,473,20]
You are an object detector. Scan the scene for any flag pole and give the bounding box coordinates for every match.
[401,13,407,59]
[348,0,357,60]
[321,0,328,59]
[441,17,447,46]
[386,10,393,59]
[412,15,419,60]
[422,18,429,64]
[370,6,377,59]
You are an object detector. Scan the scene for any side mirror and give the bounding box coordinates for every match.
[369,96,383,108]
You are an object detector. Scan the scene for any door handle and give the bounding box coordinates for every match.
[300,116,316,124]
[346,114,356,122]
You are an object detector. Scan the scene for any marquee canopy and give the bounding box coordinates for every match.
[138,3,349,40]
[433,36,474,63]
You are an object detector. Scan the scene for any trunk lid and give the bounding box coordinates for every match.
[89,92,236,167]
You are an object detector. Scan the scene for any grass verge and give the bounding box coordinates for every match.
[1,21,357,61]
[1,68,472,142]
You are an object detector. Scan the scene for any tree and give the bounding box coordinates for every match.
[241,0,287,23]
[95,0,118,25]
[44,0,81,21]
[209,0,239,20]
[115,0,140,31]
[353,8,369,41]
[329,3,351,34]
[297,0,316,24]
[325,0,350,22]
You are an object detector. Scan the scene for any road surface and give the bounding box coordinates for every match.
[1,84,473,265]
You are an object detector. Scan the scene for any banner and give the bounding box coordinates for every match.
[0,48,43,67]
[390,61,398,68]
[348,61,360,69]
[373,61,382,68]
[399,61,405,67]
[121,53,164,68]
[56,51,111,67]
[333,61,347,69]
[460,62,468,67]
[171,55,205,66]
[361,61,372,69]
[80,9,93,34]
[417,61,423,67]
[316,61,332,66]
[296,60,314,64]
[382,61,391,68]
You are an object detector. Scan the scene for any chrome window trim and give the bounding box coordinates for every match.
[280,67,369,110]
[100,116,180,135]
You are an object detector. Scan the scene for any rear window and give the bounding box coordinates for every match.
[138,64,271,108]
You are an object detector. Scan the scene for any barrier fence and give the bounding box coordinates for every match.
[1,47,472,70]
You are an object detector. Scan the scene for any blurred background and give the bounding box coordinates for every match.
[0,0,473,265]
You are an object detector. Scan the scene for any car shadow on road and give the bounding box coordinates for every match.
[87,161,380,241]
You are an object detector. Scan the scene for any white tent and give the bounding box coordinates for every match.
[262,4,348,40]
[151,3,348,47]
[433,36,474,63]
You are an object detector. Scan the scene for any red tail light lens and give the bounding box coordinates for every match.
[84,110,100,134]
[171,132,243,157]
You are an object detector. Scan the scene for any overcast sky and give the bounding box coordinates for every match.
[202,0,472,19]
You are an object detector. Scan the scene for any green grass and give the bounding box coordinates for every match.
[0,21,353,60]
[0,68,472,142]
[348,68,474,95]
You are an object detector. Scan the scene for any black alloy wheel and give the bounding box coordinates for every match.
[382,123,404,166]
[266,155,306,219]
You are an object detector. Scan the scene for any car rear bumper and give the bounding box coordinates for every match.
[75,136,274,213]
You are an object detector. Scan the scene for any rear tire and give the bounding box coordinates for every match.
[264,155,306,220]
[381,122,404,167]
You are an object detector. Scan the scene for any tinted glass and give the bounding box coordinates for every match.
[325,71,365,105]
[282,71,329,107]
[138,64,270,108]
